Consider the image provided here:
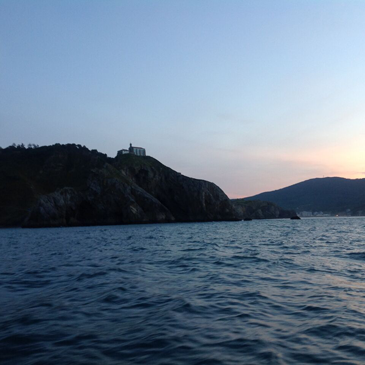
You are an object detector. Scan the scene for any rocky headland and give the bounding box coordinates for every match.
[0,144,297,228]
[0,144,239,227]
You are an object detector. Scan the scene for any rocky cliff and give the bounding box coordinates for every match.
[0,144,239,227]
[232,199,296,220]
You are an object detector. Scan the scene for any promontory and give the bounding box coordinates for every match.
[0,144,296,227]
[0,144,239,227]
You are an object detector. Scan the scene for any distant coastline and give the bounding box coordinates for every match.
[246,177,365,217]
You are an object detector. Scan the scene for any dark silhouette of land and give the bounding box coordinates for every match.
[0,143,240,227]
[0,143,299,227]
[246,177,365,216]
[231,199,295,219]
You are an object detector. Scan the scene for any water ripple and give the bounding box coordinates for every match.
[1,218,365,364]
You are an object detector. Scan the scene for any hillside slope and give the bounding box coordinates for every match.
[0,144,238,227]
[246,177,365,215]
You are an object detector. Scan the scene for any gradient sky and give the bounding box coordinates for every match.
[1,0,365,197]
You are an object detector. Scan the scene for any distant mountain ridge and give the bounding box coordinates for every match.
[246,177,365,215]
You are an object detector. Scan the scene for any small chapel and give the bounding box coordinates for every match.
[117,143,146,156]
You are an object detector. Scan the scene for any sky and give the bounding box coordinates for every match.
[1,0,365,198]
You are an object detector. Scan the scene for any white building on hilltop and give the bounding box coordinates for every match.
[117,143,146,156]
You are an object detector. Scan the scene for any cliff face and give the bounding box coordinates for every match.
[0,144,238,227]
[114,154,236,222]
[232,199,296,220]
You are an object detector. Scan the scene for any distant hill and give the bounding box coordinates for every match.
[246,177,365,215]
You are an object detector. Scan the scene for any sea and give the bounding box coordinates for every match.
[1,217,365,365]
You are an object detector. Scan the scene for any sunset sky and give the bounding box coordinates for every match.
[1,0,365,197]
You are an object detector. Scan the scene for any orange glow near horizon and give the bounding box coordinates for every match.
[222,140,365,198]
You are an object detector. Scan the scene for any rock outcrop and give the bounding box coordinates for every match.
[0,144,238,227]
[232,199,296,220]
[114,154,236,222]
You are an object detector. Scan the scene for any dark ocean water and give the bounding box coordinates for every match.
[1,218,365,364]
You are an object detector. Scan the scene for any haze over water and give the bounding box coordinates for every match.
[1,218,365,364]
